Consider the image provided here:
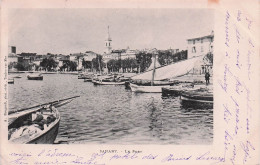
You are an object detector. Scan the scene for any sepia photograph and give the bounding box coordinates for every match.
[7,8,215,145]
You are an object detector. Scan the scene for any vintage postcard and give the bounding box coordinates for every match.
[0,0,259,164]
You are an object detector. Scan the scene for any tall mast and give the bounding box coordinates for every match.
[151,53,157,86]
[98,56,102,74]
[107,26,110,38]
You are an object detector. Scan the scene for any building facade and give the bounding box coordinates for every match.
[83,51,98,62]
[187,31,214,58]
[121,47,138,60]
[8,46,21,64]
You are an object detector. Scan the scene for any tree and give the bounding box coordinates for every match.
[205,52,213,64]
[15,62,25,71]
[69,61,77,71]
[82,58,92,70]
[136,52,152,72]
[40,58,58,71]
[91,55,104,72]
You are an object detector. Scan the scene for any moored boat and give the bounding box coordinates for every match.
[92,74,129,85]
[161,82,203,97]
[83,74,95,82]
[8,79,14,84]
[8,96,79,144]
[78,74,89,79]
[93,80,125,85]
[180,88,213,108]
[84,78,92,82]
[130,82,169,93]
[13,75,22,78]
[27,73,43,80]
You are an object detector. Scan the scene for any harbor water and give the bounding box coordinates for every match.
[8,73,213,144]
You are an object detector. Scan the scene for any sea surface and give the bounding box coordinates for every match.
[8,73,213,144]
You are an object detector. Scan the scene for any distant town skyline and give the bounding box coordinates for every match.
[8,8,214,55]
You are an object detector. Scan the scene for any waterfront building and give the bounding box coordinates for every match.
[8,46,23,71]
[68,51,99,71]
[8,53,22,64]
[8,46,16,54]
[69,53,84,70]
[83,51,98,62]
[19,52,37,63]
[8,46,22,65]
[187,31,214,58]
[186,31,214,75]
[58,55,70,71]
[121,47,138,60]
[32,59,42,66]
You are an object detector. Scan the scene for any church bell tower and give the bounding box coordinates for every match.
[105,26,112,54]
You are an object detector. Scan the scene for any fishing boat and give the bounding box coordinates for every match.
[83,74,94,82]
[130,80,175,93]
[84,78,92,82]
[93,80,125,85]
[129,49,202,93]
[180,88,213,108]
[78,74,89,79]
[8,96,79,144]
[92,74,127,85]
[161,82,205,97]
[12,75,22,78]
[8,79,14,84]
[27,73,43,80]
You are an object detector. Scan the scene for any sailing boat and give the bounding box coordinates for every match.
[129,49,202,93]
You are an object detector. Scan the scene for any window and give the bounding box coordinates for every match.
[109,43,110,46]
[201,39,203,43]
[106,43,107,46]
[201,46,204,52]
[193,40,195,44]
[192,46,196,53]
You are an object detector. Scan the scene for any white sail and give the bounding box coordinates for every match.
[147,55,161,71]
[132,55,203,81]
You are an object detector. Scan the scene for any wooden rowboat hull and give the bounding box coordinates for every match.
[27,121,59,144]
[180,95,213,109]
[84,78,92,82]
[162,87,182,96]
[93,80,125,85]
[8,79,14,84]
[27,76,43,80]
[8,96,79,144]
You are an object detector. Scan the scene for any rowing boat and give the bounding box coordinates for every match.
[8,96,79,144]
[92,74,128,85]
[84,78,92,82]
[161,82,203,97]
[180,88,213,108]
[8,79,14,84]
[93,80,125,85]
[27,73,43,80]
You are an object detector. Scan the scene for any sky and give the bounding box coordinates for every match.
[8,9,214,55]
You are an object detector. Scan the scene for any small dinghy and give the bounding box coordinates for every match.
[8,79,14,84]
[8,96,79,144]
[27,73,43,80]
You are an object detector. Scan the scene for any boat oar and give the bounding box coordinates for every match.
[8,96,80,115]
